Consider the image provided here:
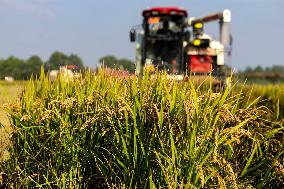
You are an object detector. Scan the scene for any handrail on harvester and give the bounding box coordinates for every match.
[189,9,231,25]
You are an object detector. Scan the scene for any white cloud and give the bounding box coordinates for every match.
[0,0,56,19]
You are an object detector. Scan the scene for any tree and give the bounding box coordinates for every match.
[0,52,84,80]
[99,55,118,69]
[119,58,135,73]
[244,66,253,73]
[45,52,85,70]
[99,55,134,73]
[271,65,284,74]
[68,54,84,69]
[254,66,263,72]
[25,55,44,78]
[4,56,26,79]
[45,51,69,70]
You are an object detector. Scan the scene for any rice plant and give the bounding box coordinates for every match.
[0,69,283,188]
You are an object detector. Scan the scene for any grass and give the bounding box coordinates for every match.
[0,71,283,188]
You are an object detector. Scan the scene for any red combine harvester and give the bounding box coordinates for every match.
[130,7,232,87]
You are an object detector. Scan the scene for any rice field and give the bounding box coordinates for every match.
[0,81,25,164]
[0,71,283,188]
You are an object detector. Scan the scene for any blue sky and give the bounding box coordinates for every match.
[0,0,283,70]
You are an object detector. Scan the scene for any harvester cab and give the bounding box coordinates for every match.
[130,7,188,77]
[130,7,232,86]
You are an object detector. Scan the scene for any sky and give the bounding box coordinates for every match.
[0,0,283,70]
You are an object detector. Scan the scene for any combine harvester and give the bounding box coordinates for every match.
[130,7,232,88]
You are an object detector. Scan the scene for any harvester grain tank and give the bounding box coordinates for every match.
[130,7,232,86]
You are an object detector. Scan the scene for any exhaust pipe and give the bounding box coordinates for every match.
[220,9,231,46]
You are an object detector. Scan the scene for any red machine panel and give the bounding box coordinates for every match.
[143,7,188,17]
[189,55,212,73]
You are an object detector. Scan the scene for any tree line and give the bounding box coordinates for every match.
[0,53,135,80]
[239,65,284,84]
[0,52,84,80]
[243,65,284,74]
[99,55,135,73]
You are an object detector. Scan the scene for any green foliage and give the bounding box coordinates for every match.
[244,65,284,73]
[45,51,68,70]
[68,54,84,68]
[0,56,43,80]
[0,70,283,188]
[25,56,43,78]
[0,52,85,80]
[45,52,84,70]
[240,65,284,84]
[99,55,135,73]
